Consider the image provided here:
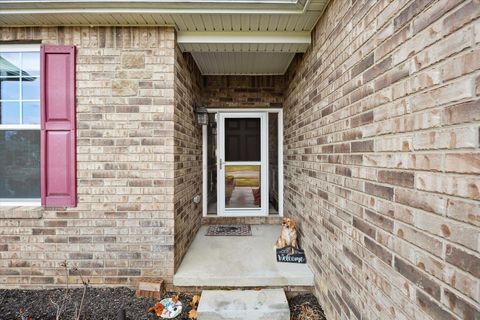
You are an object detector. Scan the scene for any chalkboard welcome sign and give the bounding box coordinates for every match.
[276,246,307,264]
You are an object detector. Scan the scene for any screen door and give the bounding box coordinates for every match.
[217,112,268,216]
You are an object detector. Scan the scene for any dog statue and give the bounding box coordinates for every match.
[275,217,298,254]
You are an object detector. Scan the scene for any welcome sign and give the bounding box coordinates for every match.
[276,246,307,264]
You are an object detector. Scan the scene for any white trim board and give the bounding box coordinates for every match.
[177,31,311,45]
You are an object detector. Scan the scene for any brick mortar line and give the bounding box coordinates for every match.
[289,12,478,121]
[292,196,479,316]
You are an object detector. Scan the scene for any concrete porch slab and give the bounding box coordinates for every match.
[197,289,290,320]
[173,225,314,287]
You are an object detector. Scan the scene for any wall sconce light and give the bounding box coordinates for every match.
[194,104,208,126]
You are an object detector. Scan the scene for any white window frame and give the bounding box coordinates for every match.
[0,43,41,206]
[202,108,283,217]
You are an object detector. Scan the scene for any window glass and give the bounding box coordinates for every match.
[0,101,21,124]
[22,102,40,124]
[225,118,261,162]
[22,77,39,100]
[0,77,20,100]
[0,130,40,198]
[0,47,40,201]
[22,52,40,76]
[0,52,21,77]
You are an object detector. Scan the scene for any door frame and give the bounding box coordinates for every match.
[202,108,284,217]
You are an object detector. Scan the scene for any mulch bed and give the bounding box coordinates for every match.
[289,293,327,320]
[0,287,325,320]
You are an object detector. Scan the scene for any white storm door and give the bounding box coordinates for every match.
[217,112,268,216]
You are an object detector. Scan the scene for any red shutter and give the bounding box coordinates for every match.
[40,45,77,207]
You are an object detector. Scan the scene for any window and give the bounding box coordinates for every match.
[0,44,40,204]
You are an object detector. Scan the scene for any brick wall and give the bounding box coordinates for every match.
[203,75,284,108]
[173,45,203,270]
[0,27,178,288]
[284,0,480,319]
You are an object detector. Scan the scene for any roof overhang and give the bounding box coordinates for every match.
[0,0,310,14]
[0,0,328,75]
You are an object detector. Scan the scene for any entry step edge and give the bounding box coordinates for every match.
[197,289,290,320]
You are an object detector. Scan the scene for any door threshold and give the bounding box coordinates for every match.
[202,215,283,225]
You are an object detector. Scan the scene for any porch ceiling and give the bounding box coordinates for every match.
[192,51,296,75]
[178,31,310,75]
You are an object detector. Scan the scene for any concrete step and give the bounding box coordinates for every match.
[197,289,290,320]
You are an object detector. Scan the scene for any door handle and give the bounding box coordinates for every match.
[219,159,223,170]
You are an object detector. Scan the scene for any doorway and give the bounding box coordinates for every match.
[202,109,283,217]
[218,112,268,216]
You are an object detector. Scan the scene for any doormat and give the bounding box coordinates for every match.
[206,224,252,236]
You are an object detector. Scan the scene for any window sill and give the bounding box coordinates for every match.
[0,206,43,219]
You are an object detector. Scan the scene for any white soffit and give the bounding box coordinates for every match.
[0,0,329,31]
[0,0,329,75]
[178,31,308,75]
[191,51,295,75]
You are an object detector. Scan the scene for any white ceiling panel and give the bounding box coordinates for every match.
[0,1,328,31]
[0,0,329,75]
[191,52,295,75]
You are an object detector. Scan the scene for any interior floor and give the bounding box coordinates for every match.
[207,200,279,215]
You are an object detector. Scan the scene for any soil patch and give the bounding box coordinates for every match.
[0,288,325,320]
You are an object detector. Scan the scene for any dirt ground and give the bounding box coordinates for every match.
[0,287,326,320]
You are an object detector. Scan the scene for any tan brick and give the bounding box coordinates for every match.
[394,256,441,300]
[445,153,480,174]
[375,135,412,152]
[442,288,480,320]
[395,188,446,215]
[395,223,443,257]
[442,0,480,35]
[409,78,473,113]
[416,290,457,320]
[365,182,394,201]
[416,172,480,200]
[446,199,480,227]
[414,211,479,251]
[121,52,145,69]
[412,0,464,34]
[378,170,414,188]
[443,100,480,125]
[112,79,139,96]
[394,0,431,31]
[364,209,394,232]
[442,48,480,81]
[351,52,374,78]
[443,265,480,302]
[413,127,478,150]
[364,236,393,265]
[445,244,480,278]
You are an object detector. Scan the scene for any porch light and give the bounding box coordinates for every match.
[195,104,208,125]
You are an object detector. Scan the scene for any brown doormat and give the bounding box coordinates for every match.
[206,224,252,236]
